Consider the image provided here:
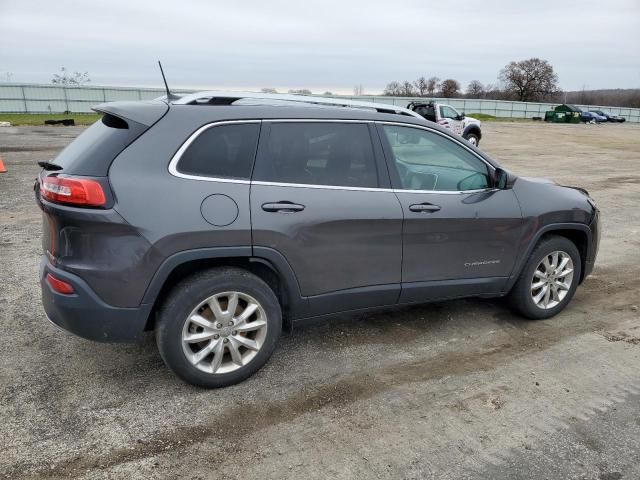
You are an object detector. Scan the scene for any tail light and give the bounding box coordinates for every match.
[41,175,107,207]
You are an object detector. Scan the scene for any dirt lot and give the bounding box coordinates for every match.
[1,121,640,480]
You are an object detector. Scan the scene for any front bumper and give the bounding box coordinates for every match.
[40,257,151,343]
[584,208,600,278]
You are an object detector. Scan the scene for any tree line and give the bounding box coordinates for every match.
[382,57,640,108]
[384,58,561,102]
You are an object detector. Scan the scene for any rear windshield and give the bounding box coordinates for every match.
[51,116,136,176]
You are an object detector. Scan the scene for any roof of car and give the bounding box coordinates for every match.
[93,95,499,167]
[168,91,423,119]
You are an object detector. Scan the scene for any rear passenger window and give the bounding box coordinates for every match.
[253,122,378,188]
[176,123,259,179]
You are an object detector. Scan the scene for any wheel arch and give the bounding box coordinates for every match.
[142,247,306,332]
[463,124,482,139]
[507,223,592,291]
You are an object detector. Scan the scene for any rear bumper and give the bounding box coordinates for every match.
[40,257,151,343]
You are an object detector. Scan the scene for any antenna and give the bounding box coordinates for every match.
[158,60,179,101]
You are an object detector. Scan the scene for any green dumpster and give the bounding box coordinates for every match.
[551,104,582,123]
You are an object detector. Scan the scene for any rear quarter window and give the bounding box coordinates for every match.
[175,123,260,180]
[52,115,137,176]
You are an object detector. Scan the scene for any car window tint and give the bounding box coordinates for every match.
[176,123,259,179]
[254,122,378,188]
[382,125,490,192]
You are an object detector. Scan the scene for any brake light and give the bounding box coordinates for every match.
[46,273,75,294]
[41,175,106,207]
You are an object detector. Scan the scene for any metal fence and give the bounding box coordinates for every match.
[1,83,639,123]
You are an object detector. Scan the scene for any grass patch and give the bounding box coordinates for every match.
[467,113,531,122]
[0,113,101,126]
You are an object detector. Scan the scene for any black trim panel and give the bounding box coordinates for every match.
[306,283,400,317]
[400,276,508,304]
[141,246,252,305]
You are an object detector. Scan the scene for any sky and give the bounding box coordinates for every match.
[1,0,639,94]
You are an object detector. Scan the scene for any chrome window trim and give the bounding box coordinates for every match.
[168,120,260,183]
[167,118,495,195]
[263,119,374,124]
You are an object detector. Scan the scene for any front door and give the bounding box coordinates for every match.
[251,121,403,315]
[438,105,464,136]
[377,123,523,303]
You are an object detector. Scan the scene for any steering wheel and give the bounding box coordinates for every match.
[457,172,487,191]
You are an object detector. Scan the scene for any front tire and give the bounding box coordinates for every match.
[508,236,581,320]
[465,132,480,146]
[156,267,282,388]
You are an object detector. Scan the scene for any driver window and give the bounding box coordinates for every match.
[382,125,490,192]
[439,106,459,119]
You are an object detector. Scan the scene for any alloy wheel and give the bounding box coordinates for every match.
[530,251,574,309]
[181,291,268,374]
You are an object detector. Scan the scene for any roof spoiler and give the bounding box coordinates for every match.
[92,101,169,127]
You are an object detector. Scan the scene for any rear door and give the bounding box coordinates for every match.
[377,123,523,303]
[250,120,403,316]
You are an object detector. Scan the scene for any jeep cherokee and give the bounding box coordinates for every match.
[36,92,600,388]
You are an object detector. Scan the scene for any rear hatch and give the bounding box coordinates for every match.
[36,101,168,306]
[41,100,168,176]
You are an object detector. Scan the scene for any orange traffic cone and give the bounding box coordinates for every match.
[0,157,6,173]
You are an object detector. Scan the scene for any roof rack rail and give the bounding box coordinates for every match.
[166,91,422,119]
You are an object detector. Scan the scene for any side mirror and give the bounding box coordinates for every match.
[458,112,466,120]
[494,168,509,189]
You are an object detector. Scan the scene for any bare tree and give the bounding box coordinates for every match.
[466,80,485,98]
[383,81,403,96]
[426,76,440,96]
[499,58,560,102]
[1,72,14,83]
[440,79,461,98]
[323,91,334,96]
[261,87,278,93]
[483,83,504,100]
[353,84,364,96]
[414,76,429,96]
[288,89,312,95]
[400,81,416,97]
[51,67,91,86]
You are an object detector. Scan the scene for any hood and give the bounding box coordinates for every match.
[520,176,557,185]
[464,116,481,127]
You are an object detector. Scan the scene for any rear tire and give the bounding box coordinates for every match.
[508,236,581,320]
[156,267,282,388]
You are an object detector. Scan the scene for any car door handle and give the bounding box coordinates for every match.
[261,201,305,213]
[409,203,441,213]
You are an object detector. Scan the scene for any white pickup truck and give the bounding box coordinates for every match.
[407,102,483,146]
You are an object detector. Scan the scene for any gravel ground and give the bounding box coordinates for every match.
[1,121,639,479]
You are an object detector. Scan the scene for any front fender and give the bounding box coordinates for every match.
[505,222,593,291]
[463,124,482,139]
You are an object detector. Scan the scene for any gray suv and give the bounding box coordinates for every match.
[36,93,600,387]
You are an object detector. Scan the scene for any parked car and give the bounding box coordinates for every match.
[407,101,482,146]
[589,110,626,123]
[581,110,607,123]
[36,92,600,388]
